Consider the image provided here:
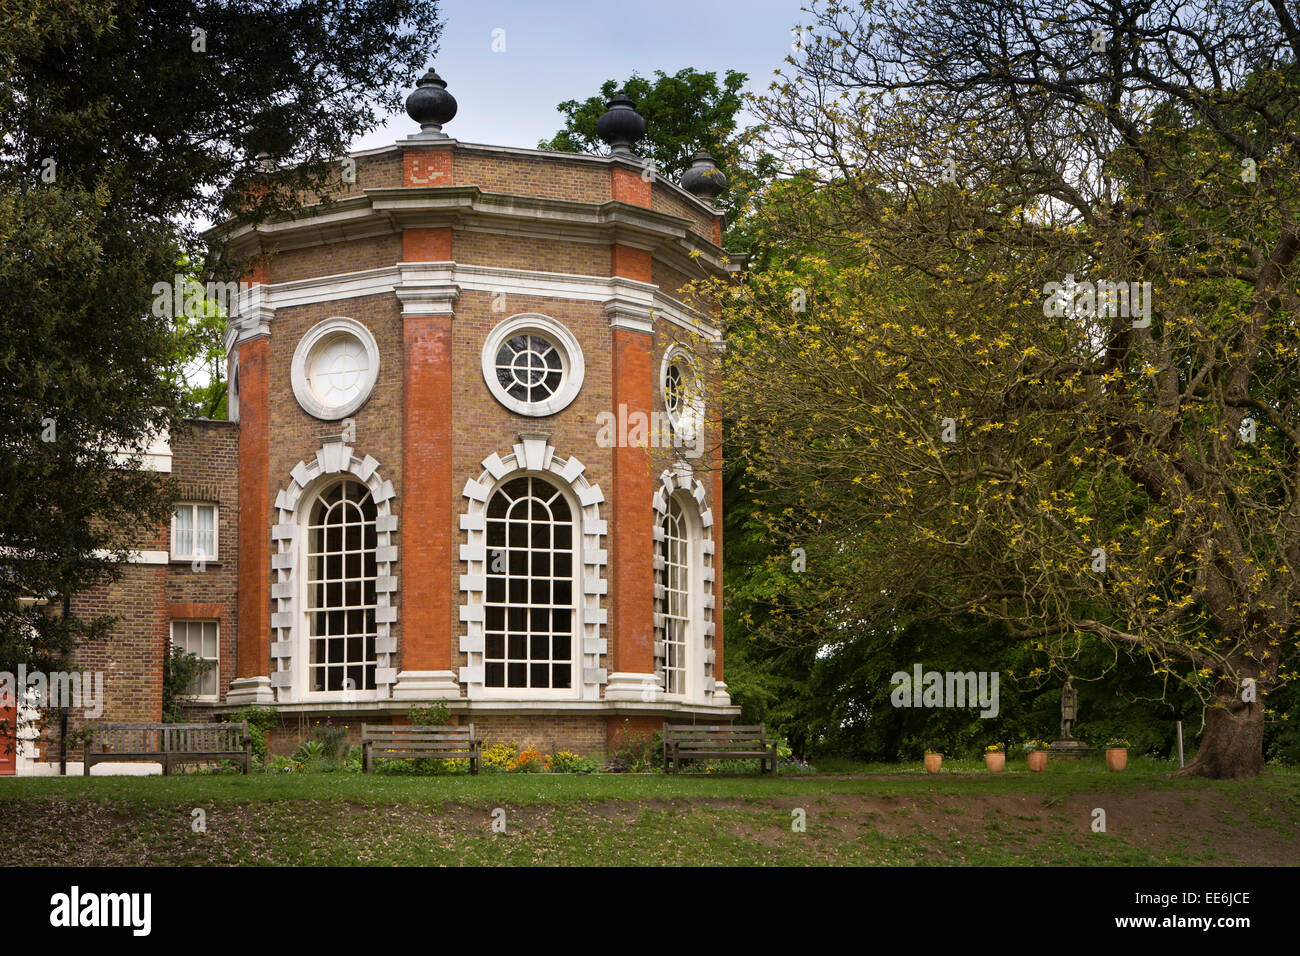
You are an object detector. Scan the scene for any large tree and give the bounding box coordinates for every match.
[0,0,441,691]
[724,0,1300,778]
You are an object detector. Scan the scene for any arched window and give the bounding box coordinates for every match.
[305,479,378,692]
[659,495,692,696]
[484,475,575,690]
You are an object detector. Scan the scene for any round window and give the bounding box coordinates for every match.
[494,333,564,405]
[291,317,380,420]
[482,314,584,417]
[661,346,703,438]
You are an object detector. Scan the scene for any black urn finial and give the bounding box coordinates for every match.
[595,91,646,155]
[680,151,727,200]
[405,67,457,137]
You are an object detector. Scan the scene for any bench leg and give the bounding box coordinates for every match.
[362,744,371,774]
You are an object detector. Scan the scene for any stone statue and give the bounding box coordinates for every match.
[1060,678,1078,739]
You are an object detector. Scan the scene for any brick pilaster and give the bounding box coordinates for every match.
[235,334,270,681]
[609,327,655,679]
[401,313,454,674]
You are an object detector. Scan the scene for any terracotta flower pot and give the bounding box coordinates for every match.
[1027,751,1048,772]
[985,752,1005,772]
[1105,747,1128,771]
[924,753,942,773]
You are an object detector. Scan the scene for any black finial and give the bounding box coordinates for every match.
[595,91,646,155]
[405,67,458,137]
[680,151,727,200]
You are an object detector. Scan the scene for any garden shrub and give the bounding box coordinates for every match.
[220,706,279,766]
[549,750,598,773]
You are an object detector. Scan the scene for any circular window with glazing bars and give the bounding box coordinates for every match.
[481,314,585,416]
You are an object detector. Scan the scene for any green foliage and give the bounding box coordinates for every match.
[549,750,598,774]
[161,643,211,723]
[406,702,450,727]
[221,707,278,764]
[0,182,182,678]
[720,0,1300,781]
[727,601,1201,762]
[539,68,746,180]
[265,754,304,774]
[2,0,444,674]
[295,739,326,761]
[610,727,663,773]
[373,756,469,776]
[166,265,230,419]
[308,720,348,760]
[1265,676,1300,766]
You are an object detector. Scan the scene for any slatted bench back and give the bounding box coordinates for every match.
[161,723,248,754]
[90,724,162,755]
[90,722,247,754]
[362,724,475,753]
[664,724,769,750]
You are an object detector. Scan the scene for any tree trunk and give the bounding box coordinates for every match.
[1170,684,1265,779]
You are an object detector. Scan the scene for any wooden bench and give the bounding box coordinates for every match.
[361,724,481,774]
[663,723,778,774]
[84,723,251,775]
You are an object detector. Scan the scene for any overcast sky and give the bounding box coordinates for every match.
[352,0,808,152]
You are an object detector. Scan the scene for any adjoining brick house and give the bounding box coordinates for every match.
[7,72,738,773]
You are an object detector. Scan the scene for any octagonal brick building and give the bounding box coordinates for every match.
[209,75,737,756]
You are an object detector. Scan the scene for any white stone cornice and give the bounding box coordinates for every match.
[394,270,460,317]
[604,294,655,334]
[242,262,720,340]
[215,187,733,276]
[225,284,274,350]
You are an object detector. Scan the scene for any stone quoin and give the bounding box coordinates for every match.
[8,70,738,773]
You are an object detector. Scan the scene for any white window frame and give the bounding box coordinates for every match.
[660,345,704,443]
[298,476,381,702]
[481,313,585,417]
[658,492,704,700]
[290,316,381,421]
[171,502,218,562]
[652,469,717,703]
[458,440,608,702]
[480,474,582,699]
[170,619,220,701]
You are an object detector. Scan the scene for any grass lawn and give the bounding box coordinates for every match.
[3,757,1297,866]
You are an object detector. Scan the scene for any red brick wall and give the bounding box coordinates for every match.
[456,231,606,276]
[167,420,239,704]
[455,150,610,203]
[65,564,168,739]
[651,184,717,241]
[404,146,454,188]
[269,235,403,284]
[403,226,452,262]
[612,166,652,207]
[264,293,405,670]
